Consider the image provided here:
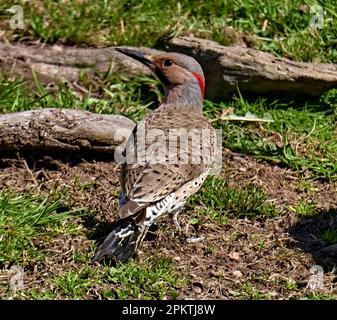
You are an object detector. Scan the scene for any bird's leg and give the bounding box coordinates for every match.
[171,208,182,231]
[171,209,204,243]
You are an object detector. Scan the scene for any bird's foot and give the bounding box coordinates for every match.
[186,236,205,244]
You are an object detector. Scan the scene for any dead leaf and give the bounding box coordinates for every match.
[192,282,203,294]
[222,107,234,116]
[232,270,243,278]
[229,251,240,261]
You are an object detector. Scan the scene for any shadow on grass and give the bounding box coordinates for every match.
[288,208,337,270]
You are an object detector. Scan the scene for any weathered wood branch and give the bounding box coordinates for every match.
[1,37,336,100]
[0,109,135,154]
[0,41,158,82]
[168,37,337,99]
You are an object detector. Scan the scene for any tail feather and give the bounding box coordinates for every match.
[91,218,148,263]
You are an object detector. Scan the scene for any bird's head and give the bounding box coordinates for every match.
[116,48,205,105]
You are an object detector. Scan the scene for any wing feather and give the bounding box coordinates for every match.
[119,104,216,219]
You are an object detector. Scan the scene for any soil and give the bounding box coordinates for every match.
[0,150,336,299]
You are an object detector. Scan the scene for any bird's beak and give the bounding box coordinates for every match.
[115,47,155,68]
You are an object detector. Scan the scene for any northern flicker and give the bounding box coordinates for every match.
[91,48,217,263]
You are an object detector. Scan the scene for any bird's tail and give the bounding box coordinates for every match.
[91,217,148,263]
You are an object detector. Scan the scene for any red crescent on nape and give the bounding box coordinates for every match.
[191,72,205,98]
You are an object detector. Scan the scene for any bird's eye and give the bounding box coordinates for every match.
[163,59,173,67]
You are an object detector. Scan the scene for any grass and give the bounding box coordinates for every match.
[305,292,336,300]
[0,0,337,301]
[320,228,337,245]
[0,188,183,299]
[205,89,337,181]
[288,198,317,217]
[6,258,183,300]
[187,177,279,224]
[0,0,336,63]
[231,282,273,299]
[103,259,183,299]
[0,72,161,122]
[55,268,94,299]
[0,191,81,267]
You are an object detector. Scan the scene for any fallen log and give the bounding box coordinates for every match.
[0,41,158,83]
[168,37,337,100]
[1,37,336,100]
[0,108,135,155]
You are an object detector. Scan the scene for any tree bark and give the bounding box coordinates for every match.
[0,109,135,155]
[1,37,336,100]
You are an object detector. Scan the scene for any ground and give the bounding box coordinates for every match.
[0,0,337,300]
[0,150,336,299]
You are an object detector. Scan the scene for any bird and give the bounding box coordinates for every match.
[91,47,217,263]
